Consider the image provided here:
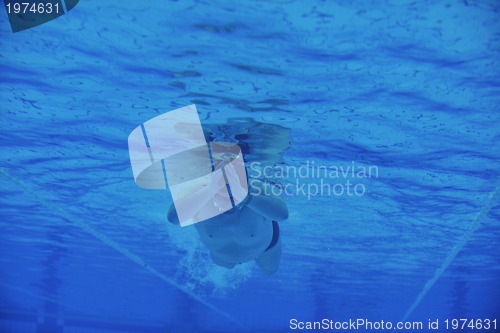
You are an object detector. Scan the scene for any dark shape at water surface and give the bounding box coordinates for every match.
[227,63,284,76]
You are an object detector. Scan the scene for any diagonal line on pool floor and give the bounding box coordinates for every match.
[0,167,248,331]
[402,183,500,322]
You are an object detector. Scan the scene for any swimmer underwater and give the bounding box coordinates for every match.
[168,151,289,274]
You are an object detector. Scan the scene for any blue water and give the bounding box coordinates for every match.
[1,1,499,332]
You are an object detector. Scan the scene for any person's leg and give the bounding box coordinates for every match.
[255,237,282,274]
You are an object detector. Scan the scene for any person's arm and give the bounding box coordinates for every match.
[245,180,288,222]
[222,165,288,221]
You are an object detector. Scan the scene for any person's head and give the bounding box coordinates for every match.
[212,151,239,170]
[210,142,241,170]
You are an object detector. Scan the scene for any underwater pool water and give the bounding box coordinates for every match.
[0,1,499,332]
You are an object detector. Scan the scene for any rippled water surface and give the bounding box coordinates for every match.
[1,1,499,332]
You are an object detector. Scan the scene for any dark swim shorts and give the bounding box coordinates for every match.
[265,221,280,252]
